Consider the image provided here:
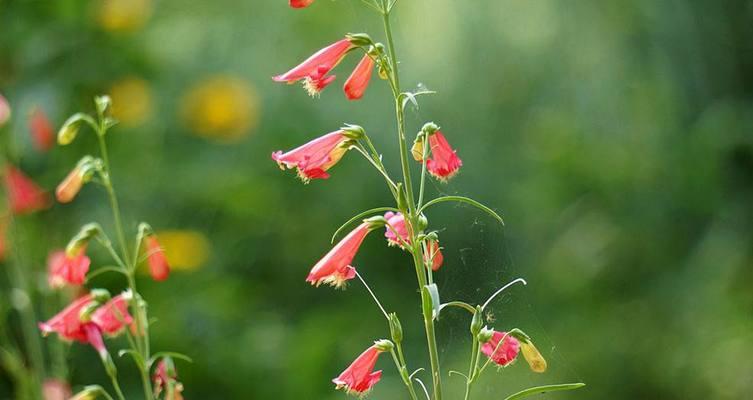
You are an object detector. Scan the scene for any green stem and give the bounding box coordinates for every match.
[390,348,419,400]
[463,338,480,400]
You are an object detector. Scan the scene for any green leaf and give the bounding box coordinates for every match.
[504,383,586,400]
[419,196,504,225]
[400,89,437,111]
[330,207,399,243]
[423,284,441,320]
[148,351,194,368]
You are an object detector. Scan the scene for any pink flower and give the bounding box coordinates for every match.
[82,322,108,357]
[333,345,384,396]
[423,240,444,271]
[289,0,314,8]
[42,379,72,400]
[3,165,50,214]
[481,331,520,366]
[307,222,370,288]
[47,248,91,288]
[424,131,462,181]
[145,236,170,281]
[29,107,55,152]
[343,54,374,100]
[38,294,95,343]
[273,39,353,97]
[383,211,409,247]
[91,292,134,336]
[272,130,351,183]
[153,359,185,400]
[0,93,10,127]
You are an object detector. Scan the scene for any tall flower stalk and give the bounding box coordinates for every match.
[275,1,585,399]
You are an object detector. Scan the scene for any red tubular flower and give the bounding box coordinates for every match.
[289,0,314,8]
[343,54,374,100]
[29,107,55,152]
[333,345,384,396]
[145,236,170,281]
[307,222,370,288]
[91,292,134,336]
[383,211,409,247]
[481,331,520,366]
[82,323,108,357]
[38,294,95,343]
[423,239,444,271]
[424,131,462,181]
[272,130,351,183]
[273,39,353,97]
[3,165,51,214]
[47,248,91,289]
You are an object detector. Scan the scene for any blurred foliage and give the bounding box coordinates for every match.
[1,0,752,399]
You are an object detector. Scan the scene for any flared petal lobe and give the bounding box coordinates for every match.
[307,222,370,288]
[272,130,350,183]
[333,345,384,396]
[47,249,90,288]
[91,293,134,336]
[425,131,462,181]
[344,54,374,100]
[481,331,520,366]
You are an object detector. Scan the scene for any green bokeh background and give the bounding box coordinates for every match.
[1,0,752,399]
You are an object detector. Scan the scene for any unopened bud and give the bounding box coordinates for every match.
[389,313,403,343]
[411,134,425,161]
[341,124,365,139]
[346,33,374,47]
[58,113,88,145]
[373,339,394,352]
[520,340,547,373]
[477,326,494,344]
[66,223,101,256]
[470,306,483,336]
[56,156,98,203]
[364,215,388,230]
[416,214,428,232]
[94,95,111,115]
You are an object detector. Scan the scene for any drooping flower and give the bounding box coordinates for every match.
[47,248,91,288]
[289,0,314,8]
[307,222,371,288]
[343,54,374,100]
[333,345,385,396]
[91,292,134,336]
[154,358,185,400]
[29,108,55,152]
[42,378,72,400]
[38,294,96,343]
[145,235,170,281]
[423,239,444,271]
[383,211,409,247]
[273,39,354,97]
[520,340,547,373]
[0,93,10,127]
[272,130,352,183]
[3,165,50,214]
[82,323,108,358]
[413,130,462,181]
[481,331,520,367]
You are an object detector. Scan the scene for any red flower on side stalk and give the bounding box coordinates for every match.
[414,131,462,181]
[91,292,134,336]
[38,294,95,343]
[383,211,409,247]
[272,130,352,183]
[273,39,354,97]
[145,235,170,281]
[3,165,51,214]
[344,54,375,100]
[332,345,385,396]
[47,248,91,288]
[307,222,371,288]
[289,0,314,8]
[481,331,520,366]
[29,107,55,152]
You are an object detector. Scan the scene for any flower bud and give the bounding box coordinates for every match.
[95,95,112,115]
[364,215,388,230]
[470,306,483,336]
[477,326,494,344]
[416,214,428,232]
[411,134,425,161]
[58,113,88,145]
[341,124,365,139]
[520,340,547,373]
[56,156,98,203]
[389,313,403,343]
[373,339,394,352]
[66,223,101,256]
[346,33,374,47]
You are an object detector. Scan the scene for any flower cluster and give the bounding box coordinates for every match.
[271,1,583,399]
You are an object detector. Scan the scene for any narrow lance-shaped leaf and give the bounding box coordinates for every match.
[504,383,586,400]
[419,196,504,225]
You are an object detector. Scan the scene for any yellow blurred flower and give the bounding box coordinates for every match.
[109,77,153,126]
[97,0,152,32]
[180,76,259,143]
[153,230,210,271]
